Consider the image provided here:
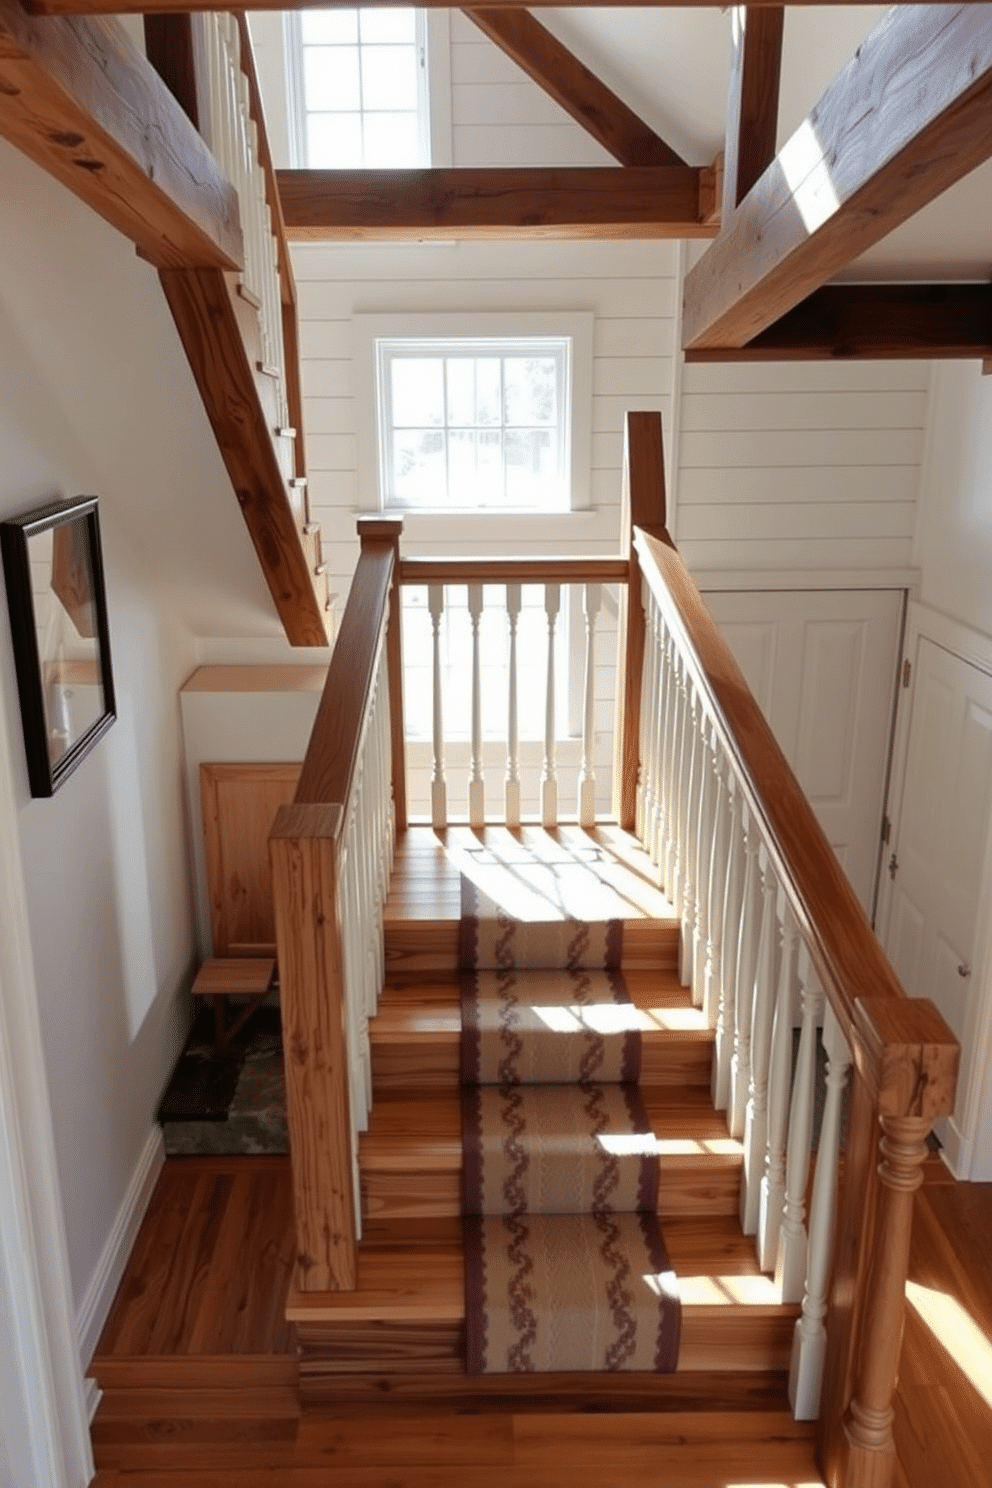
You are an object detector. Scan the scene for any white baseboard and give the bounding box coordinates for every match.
[76,1126,164,1368]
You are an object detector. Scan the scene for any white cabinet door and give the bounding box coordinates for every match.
[702,589,904,914]
[878,636,992,1042]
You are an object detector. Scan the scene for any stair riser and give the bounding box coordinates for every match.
[372,1041,714,1095]
[384,924,679,975]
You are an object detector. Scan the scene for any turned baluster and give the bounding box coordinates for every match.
[741,850,779,1237]
[777,945,823,1303]
[713,780,742,1111]
[789,1005,851,1419]
[703,740,728,1031]
[428,584,447,829]
[651,614,671,873]
[691,717,716,1010]
[661,635,680,898]
[505,583,522,828]
[468,583,485,828]
[579,582,602,827]
[679,684,700,989]
[730,808,761,1139]
[541,583,561,828]
[636,587,656,842]
[669,653,688,915]
[759,898,798,1271]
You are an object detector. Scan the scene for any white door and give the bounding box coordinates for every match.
[702,589,904,914]
[878,636,992,1043]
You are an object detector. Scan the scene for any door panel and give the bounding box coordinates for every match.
[703,589,903,913]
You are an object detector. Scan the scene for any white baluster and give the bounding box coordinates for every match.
[650,612,668,870]
[759,898,798,1271]
[678,684,700,988]
[741,849,778,1237]
[636,588,657,842]
[730,810,761,1139]
[428,584,447,829]
[691,716,715,1009]
[579,582,602,827]
[777,946,823,1303]
[541,583,561,828]
[703,739,728,1030]
[505,583,522,828]
[661,634,679,897]
[789,1004,852,1420]
[712,780,743,1111]
[468,584,485,828]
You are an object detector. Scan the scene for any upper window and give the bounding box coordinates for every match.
[287,8,429,168]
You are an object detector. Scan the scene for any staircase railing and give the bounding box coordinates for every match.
[270,520,402,1291]
[626,415,959,1488]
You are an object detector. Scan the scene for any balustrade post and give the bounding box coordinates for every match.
[777,945,822,1304]
[579,582,603,828]
[428,584,447,829]
[505,582,522,829]
[541,582,561,828]
[468,583,485,828]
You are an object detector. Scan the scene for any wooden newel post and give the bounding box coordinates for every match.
[270,801,357,1292]
[357,517,405,832]
[614,411,669,830]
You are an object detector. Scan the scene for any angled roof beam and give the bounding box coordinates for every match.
[685,284,992,362]
[276,166,716,241]
[464,8,685,167]
[721,5,783,220]
[0,0,240,269]
[684,4,992,352]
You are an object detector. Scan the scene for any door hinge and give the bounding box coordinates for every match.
[888,852,899,881]
[902,658,912,688]
[881,814,891,845]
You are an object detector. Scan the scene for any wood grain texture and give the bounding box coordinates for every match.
[685,284,992,362]
[722,6,784,218]
[463,9,685,167]
[200,763,300,956]
[0,3,240,269]
[277,167,714,241]
[295,531,395,805]
[399,556,629,585]
[270,804,356,1290]
[158,267,329,646]
[684,4,992,349]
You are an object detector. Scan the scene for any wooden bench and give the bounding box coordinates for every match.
[191,957,277,1051]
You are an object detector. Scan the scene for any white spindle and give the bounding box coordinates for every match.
[741,849,778,1236]
[703,740,728,1030]
[541,583,561,828]
[578,583,602,827]
[650,613,668,870]
[428,584,447,828]
[505,583,522,828]
[759,898,798,1271]
[730,811,761,1140]
[777,946,823,1303]
[691,716,715,1009]
[661,635,679,897]
[712,780,743,1111]
[468,584,485,828]
[678,684,700,988]
[637,589,658,842]
[790,1005,852,1420]
[669,655,688,914]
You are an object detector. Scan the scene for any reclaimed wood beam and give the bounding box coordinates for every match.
[684,4,992,352]
[721,5,783,220]
[685,284,992,362]
[464,9,685,168]
[0,1,240,269]
[276,167,715,242]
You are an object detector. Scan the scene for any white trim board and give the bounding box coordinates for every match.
[76,1126,164,1370]
[694,567,921,594]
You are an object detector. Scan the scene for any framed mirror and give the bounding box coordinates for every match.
[1,496,116,797]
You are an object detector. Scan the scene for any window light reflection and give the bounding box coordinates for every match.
[530,1004,647,1035]
[779,118,840,235]
[905,1280,992,1410]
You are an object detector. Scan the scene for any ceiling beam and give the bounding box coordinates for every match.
[276,167,716,242]
[464,9,685,167]
[683,4,992,352]
[685,284,992,361]
[24,0,969,14]
[0,0,240,270]
[721,6,783,221]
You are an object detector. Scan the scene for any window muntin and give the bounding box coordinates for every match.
[376,338,572,513]
[290,8,428,168]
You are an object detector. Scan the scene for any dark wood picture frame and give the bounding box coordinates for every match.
[1,496,116,797]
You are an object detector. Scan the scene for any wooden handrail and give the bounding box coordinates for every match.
[296,520,402,807]
[399,555,629,585]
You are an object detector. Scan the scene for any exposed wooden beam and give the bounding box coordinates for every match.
[685,284,992,362]
[684,4,992,352]
[464,9,685,168]
[0,1,240,269]
[24,0,966,14]
[721,6,783,221]
[158,267,330,647]
[276,167,716,242]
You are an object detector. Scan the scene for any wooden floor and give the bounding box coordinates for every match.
[88,827,992,1485]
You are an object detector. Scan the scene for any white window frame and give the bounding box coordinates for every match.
[354,311,594,517]
[283,8,451,169]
